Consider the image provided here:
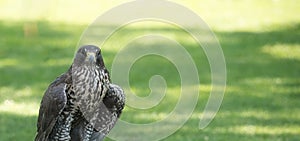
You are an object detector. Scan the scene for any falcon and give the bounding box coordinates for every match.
[35,45,125,141]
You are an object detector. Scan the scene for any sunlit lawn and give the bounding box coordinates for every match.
[0,0,300,141]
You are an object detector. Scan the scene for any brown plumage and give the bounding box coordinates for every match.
[35,45,125,141]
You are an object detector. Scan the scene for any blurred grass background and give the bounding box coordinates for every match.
[0,0,300,141]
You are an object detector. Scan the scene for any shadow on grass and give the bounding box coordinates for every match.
[219,24,300,80]
[0,112,36,140]
[0,20,299,141]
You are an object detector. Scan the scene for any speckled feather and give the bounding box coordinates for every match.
[35,45,125,141]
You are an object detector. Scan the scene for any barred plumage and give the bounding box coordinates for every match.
[35,45,125,141]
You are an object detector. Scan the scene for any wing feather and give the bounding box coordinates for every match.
[88,83,125,141]
[70,83,125,141]
[35,73,70,141]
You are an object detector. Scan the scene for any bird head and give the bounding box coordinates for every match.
[73,45,105,68]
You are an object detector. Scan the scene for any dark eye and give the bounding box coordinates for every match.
[79,48,87,56]
[96,50,101,56]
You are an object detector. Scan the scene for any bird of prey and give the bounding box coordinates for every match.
[35,45,125,141]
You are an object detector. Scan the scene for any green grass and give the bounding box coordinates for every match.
[0,0,300,141]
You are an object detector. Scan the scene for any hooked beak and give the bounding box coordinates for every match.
[86,52,96,63]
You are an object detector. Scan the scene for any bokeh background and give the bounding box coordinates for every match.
[0,0,299,140]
